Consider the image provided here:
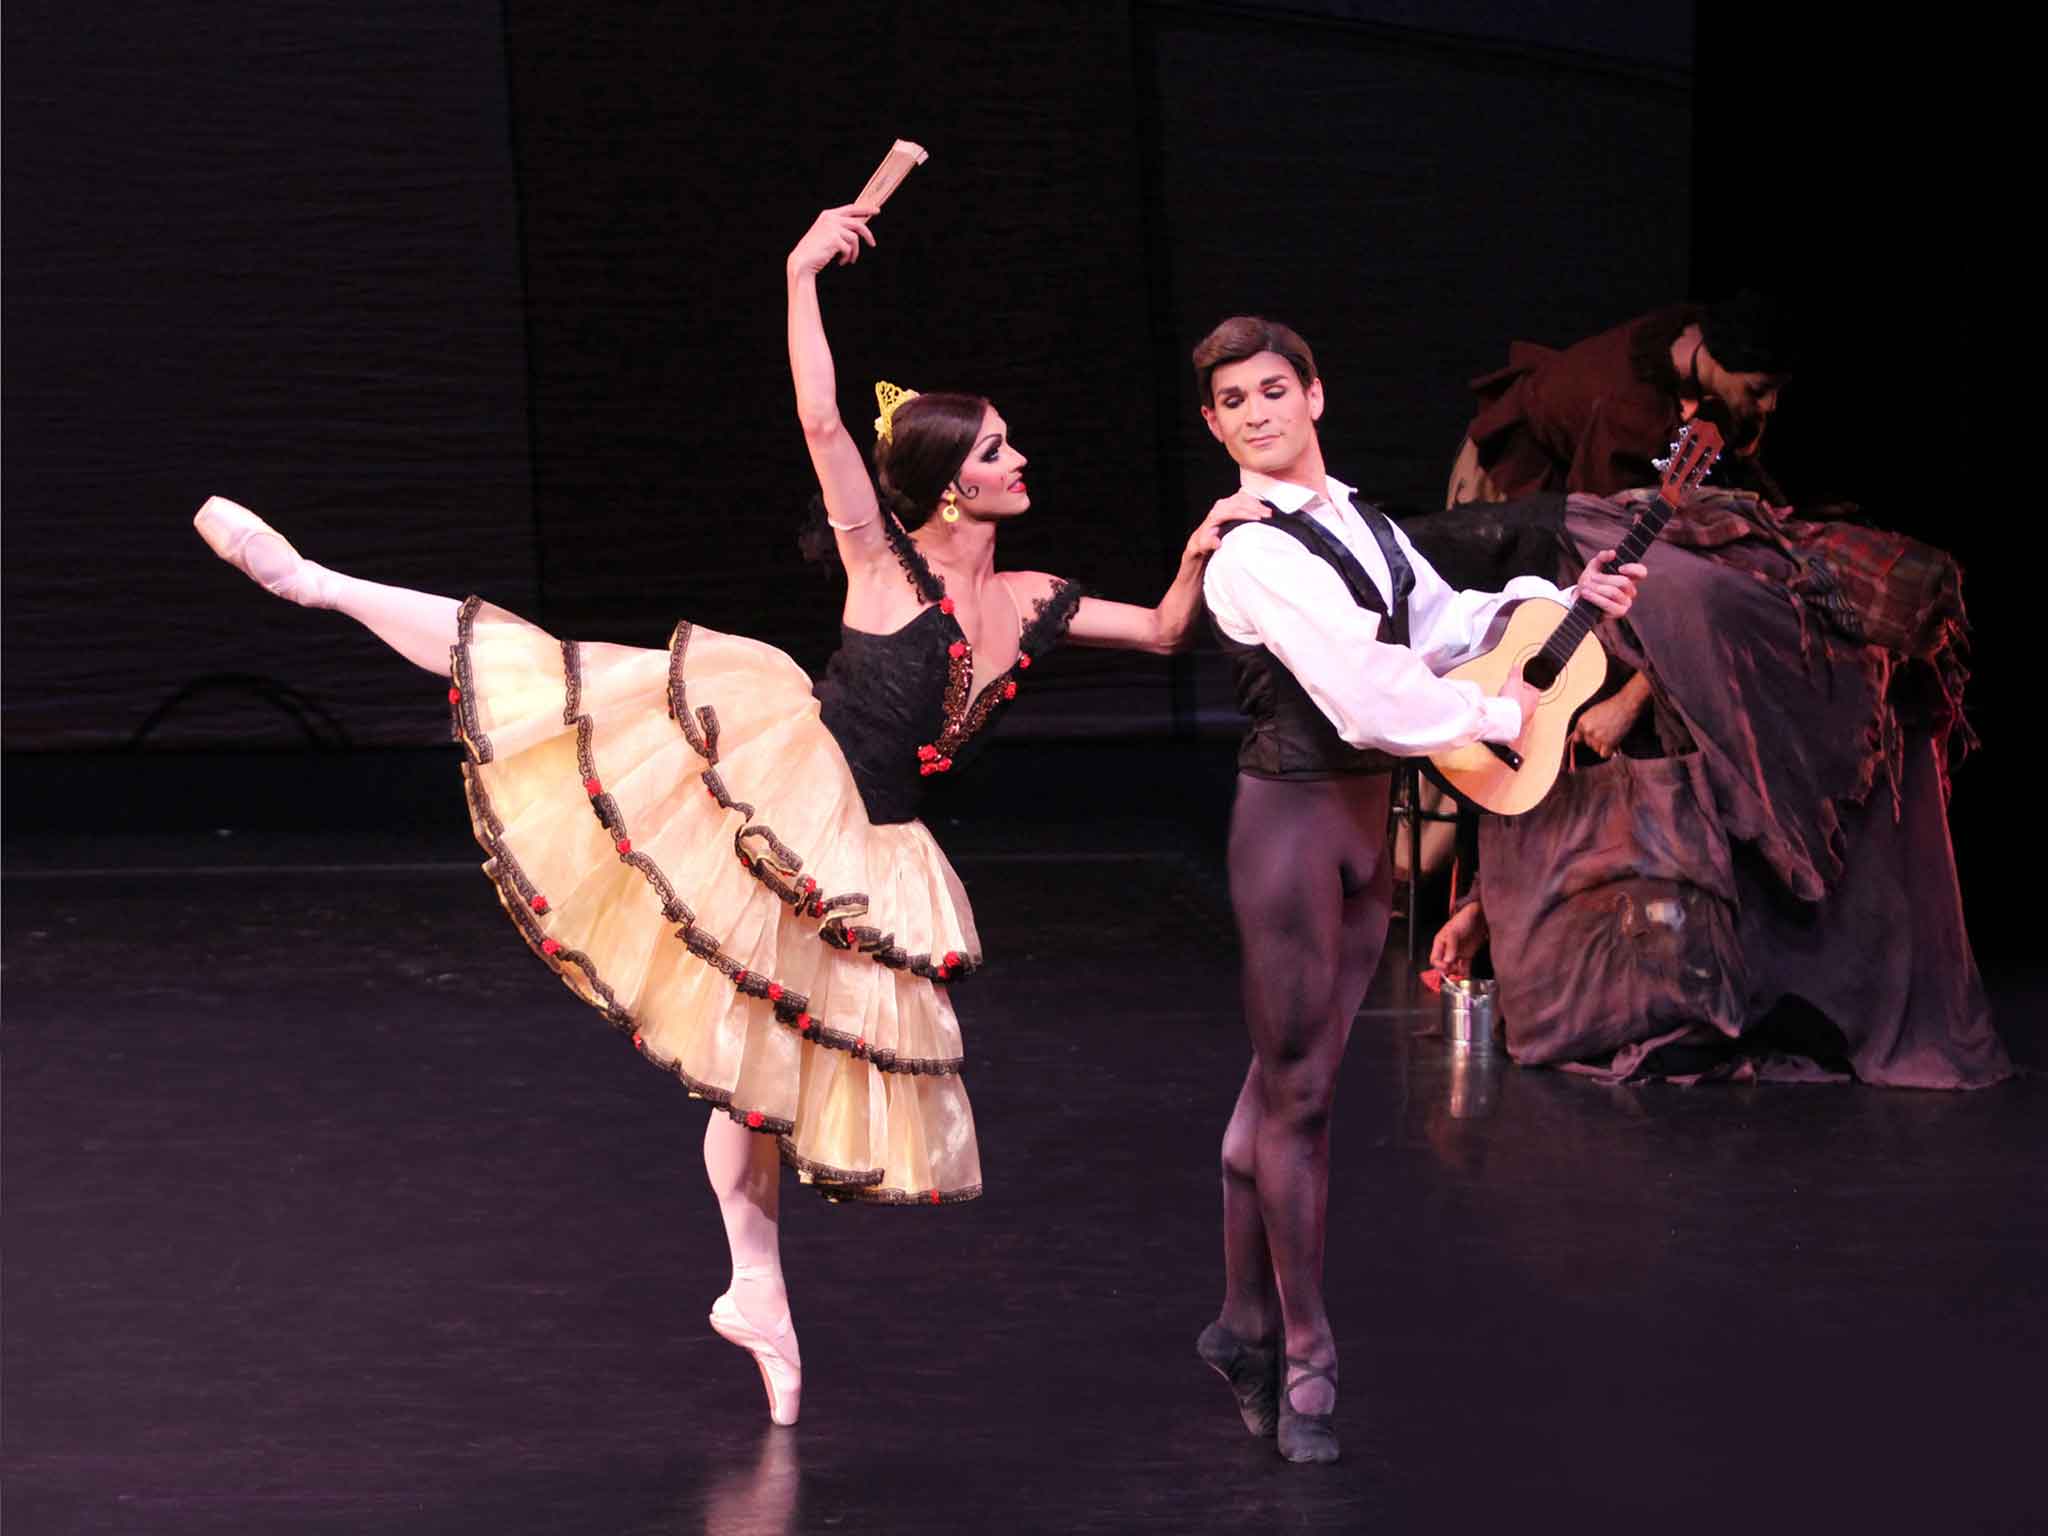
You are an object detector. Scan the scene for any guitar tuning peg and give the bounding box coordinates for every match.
[1651,456,1671,472]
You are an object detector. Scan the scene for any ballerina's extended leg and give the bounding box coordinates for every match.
[194,495,460,674]
[703,1111,802,1426]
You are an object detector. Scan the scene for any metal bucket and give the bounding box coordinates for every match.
[1439,977,1503,1119]
[1440,976,1500,1052]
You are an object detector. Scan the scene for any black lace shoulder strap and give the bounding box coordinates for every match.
[879,514,947,604]
[1020,578,1087,659]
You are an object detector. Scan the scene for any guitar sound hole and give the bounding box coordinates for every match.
[1521,653,1561,690]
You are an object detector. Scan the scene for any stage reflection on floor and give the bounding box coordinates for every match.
[5,826,2041,1534]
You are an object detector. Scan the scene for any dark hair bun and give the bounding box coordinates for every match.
[873,391,988,529]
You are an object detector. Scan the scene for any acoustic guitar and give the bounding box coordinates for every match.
[1426,420,1723,815]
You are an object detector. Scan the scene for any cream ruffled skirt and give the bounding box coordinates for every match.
[447,597,983,1204]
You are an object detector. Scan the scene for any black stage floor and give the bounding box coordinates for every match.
[5,752,2044,1534]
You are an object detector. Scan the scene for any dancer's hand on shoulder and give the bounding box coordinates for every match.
[788,206,878,279]
[1185,491,1271,560]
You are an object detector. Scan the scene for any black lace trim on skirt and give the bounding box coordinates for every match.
[666,618,981,988]
[447,605,966,1110]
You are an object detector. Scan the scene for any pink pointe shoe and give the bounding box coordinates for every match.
[192,495,327,606]
[709,1292,802,1427]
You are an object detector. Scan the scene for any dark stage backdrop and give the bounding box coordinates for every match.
[1687,10,2020,959]
[4,0,1691,752]
[3,0,535,751]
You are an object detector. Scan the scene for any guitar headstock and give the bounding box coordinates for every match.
[1653,420,1724,507]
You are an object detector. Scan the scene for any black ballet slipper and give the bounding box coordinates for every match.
[1275,1358,1340,1465]
[1196,1321,1279,1438]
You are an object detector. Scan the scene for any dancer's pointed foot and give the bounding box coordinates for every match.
[193,496,331,607]
[1196,1321,1279,1437]
[710,1291,802,1427]
[1276,1357,1340,1464]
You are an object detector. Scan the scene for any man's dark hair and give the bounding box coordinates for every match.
[1191,316,1319,405]
[1700,290,1799,375]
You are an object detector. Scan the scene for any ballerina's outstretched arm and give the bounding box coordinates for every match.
[786,205,894,579]
[1053,490,1275,654]
[194,496,460,675]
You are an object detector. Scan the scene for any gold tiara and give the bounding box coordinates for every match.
[874,380,919,443]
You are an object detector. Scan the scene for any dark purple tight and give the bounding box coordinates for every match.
[1219,771,1393,1415]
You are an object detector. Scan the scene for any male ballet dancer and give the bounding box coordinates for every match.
[1189,316,1643,1463]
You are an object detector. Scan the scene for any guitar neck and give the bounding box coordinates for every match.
[1537,495,1677,666]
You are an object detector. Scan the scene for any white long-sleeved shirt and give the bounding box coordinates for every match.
[1202,469,1575,755]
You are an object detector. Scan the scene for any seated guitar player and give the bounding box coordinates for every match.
[1438,292,1796,777]
[1414,486,2007,1089]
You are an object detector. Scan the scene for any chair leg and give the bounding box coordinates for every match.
[1404,764,1423,968]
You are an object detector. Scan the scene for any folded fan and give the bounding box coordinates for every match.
[855,140,928,212]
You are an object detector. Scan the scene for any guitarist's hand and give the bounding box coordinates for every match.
[1569,693,1636,759]
[1569,673,1652,760]
[1499,676,1541,743]
[1576,549,1647,618]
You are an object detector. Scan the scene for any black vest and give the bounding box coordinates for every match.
[1214,500,1415,781]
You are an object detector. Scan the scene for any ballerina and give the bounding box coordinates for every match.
[195,200,1263,1427]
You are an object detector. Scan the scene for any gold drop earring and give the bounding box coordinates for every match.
[940,488,962,525]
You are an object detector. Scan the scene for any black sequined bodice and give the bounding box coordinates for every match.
[815,610,954,825]
[812,522,1084,825]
